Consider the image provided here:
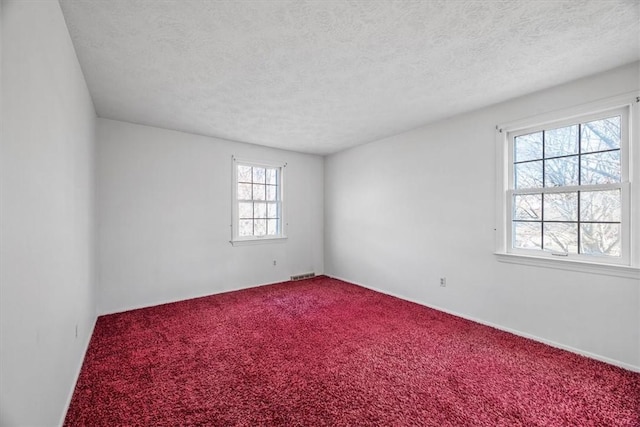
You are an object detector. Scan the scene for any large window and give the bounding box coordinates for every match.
[231,157,286,244]
[511,110,626,257]
[496,94,639,275]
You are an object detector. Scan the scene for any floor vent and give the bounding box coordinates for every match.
[290,272,315,281]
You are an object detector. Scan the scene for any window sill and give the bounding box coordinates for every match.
[230,236,288,247]
[495,253,640,279]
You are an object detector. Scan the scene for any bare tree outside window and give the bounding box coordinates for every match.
[512,116,621,257]
[237,165,281,237]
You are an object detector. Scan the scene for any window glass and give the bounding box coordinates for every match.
[233,161,283,241]
[509,108,626,259]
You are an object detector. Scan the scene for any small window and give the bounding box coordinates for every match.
[495,93,639,275]
[231,157,286,244]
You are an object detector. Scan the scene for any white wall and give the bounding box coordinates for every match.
[325,62,640,370]
[96,119,324,314]
[0,1,97,425]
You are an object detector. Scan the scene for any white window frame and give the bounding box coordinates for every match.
[230,156,287,246]
[495,92,640,279]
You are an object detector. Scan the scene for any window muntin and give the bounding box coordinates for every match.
[507,108,628,261]
[232,158,285,243]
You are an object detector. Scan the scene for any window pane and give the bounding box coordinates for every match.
[515,132,542,162]
[267,219,278,236]
[543,222,578,254]
[254,202,266,219]
[513,222,541,250]
[580,223,621,257]
[545,156,578,187]
[239,220,253,236]
[580,190,621,222]
[580,150,621,185]
[514,194,541,220]
[266,168,277,185]
[545,125,578,158]
[239,202,253,219]
[581,116,620,153]
[266,185,277,201]
[544,192,578,221]
[238,165,252,183]
[515,161,543,189]
[253,184,265,200]
[253,167,266,184]
[238,183,252,200]
[254,219,266,236]
[267,203,279,219]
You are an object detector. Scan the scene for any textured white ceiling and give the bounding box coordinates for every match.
[59,0,639,155]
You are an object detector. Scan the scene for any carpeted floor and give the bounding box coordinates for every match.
[65,276,639,426]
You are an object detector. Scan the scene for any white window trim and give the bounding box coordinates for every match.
[230,156,288,246]
[494,91,640,279]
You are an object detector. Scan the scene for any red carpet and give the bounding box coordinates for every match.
[65,276,639,426]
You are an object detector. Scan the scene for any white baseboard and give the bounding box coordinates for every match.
[97,278,301,316]
[58,314,98,427]
[326,274,640,373]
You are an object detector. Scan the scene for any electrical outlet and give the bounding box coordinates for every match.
[440,277,447,287]
[273,260,277,266]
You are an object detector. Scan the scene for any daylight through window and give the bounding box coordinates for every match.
[506,106,630,262]
[232,159,285,242]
